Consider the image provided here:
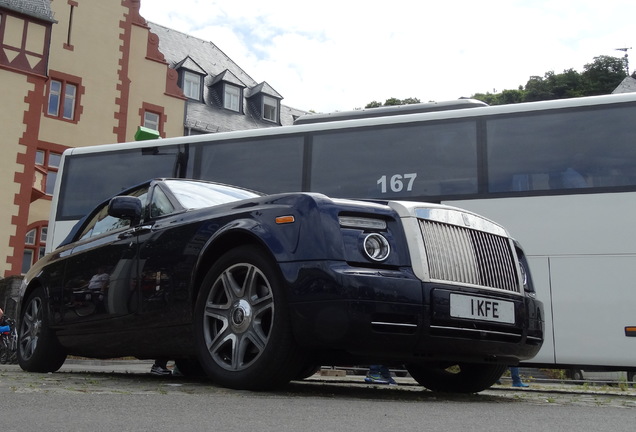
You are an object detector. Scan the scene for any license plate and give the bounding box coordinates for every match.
[450,293,515,324]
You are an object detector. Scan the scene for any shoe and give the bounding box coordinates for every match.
[150,364,172,376]
[364,372,397,385]
[512,381,529,388]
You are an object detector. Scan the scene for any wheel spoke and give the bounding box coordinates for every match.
[245,325,267,352]
[223,266,245,300]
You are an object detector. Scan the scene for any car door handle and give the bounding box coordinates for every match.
[118,225,152,239]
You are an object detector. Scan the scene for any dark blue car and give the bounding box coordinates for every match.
[17,179,543,392]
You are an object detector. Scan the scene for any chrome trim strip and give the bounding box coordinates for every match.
[430,325,521,338]
[371,321,418,328]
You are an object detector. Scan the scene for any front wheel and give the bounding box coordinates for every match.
[406,362,507,393]
[194,246,302,390]
[18,287,67,372]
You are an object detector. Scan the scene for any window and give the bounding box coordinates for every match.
[78,187,148,242]
[311,122,478,199]
[183,71,201,100]
[23,225,47,274]
[144,111,160,130]
[198,136,304,193]
[224,85,241,112]
[486,105,636,193]
[35,149,62,195]
[57,145,188,220]
[0,14,50,75]
[149,186,175,218]
[45,71,83,123]
[140,103,166,137]
[262,96,278,122]
[47,79,77,120]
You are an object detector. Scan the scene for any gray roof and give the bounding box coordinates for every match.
[612,76,636,94]
[0,0,55,22]
[149,22,307,132]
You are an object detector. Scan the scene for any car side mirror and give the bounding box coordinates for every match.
[108,196,142,224]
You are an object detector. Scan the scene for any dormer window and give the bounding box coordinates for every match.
[183,71,202,100]
[224,84,241,112]
[262,95,278,122]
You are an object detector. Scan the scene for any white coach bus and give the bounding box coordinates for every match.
[48,93,636,373]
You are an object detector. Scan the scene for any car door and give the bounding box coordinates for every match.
[132,184,198,328]
[58,187,149,327]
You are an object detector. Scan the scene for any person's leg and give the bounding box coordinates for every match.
[510,366,528,387]
[151,359,171,376]
[364,365,397,385]
[378,365,396,385]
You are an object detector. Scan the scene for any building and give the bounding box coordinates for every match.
[0,0,305,279]
[149,22,306,134]
[613,76,636,94]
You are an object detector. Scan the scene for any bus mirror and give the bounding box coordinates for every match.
[108,196,142,223]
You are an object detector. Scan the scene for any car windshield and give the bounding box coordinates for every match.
[164,180,262,210]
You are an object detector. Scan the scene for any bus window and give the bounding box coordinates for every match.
[487,105,636,193]
[196,136,304,194]
[310,121,478,199]
[58,146,186,221]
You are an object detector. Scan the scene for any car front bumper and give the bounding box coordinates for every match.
[283,261,544,365]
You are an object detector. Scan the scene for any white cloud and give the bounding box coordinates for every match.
[141,0,635,112]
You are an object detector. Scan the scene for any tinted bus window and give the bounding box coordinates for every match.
[310,121,478,199]
[487,105,636,193]
[58,147,185,220]
[196,136,303,193]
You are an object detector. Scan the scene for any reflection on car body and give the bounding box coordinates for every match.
[17,179,544,392]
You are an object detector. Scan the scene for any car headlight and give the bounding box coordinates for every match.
[519,260,529,291]
[339,216,387,230]
[363,233,391,261]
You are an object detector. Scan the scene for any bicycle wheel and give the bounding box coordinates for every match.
[0,337,8,364]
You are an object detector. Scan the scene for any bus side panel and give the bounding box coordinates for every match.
[550,255,636,367]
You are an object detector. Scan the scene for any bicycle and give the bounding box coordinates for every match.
[0,317,18,364]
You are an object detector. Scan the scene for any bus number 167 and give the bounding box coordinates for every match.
[377,173,417,194]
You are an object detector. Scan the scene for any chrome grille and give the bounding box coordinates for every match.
[419,219,520,292]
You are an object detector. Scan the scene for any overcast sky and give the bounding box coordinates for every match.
[139,0,634,113]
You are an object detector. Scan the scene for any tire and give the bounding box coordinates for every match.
[570,369,584,382]
[194,246,302,390]
[17,287,67,373]
[406,362,507,393]
[293,363,321,380]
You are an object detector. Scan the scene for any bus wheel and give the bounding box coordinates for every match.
[194,246,302,390]
[406,362,507,393]
[569,369,584,382]
[17,287,67,373]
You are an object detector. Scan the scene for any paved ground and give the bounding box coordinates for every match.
[1,359,635,409]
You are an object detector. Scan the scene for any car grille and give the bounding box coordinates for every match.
[419,219,520,293]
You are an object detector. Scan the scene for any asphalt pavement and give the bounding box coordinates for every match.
[43,359,636,397]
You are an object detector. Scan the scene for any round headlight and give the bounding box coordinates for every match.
[363,233,390,261]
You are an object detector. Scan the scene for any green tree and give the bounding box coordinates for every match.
[471,54,627,105]
[365,97,421,108]
[581,55,628,95]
